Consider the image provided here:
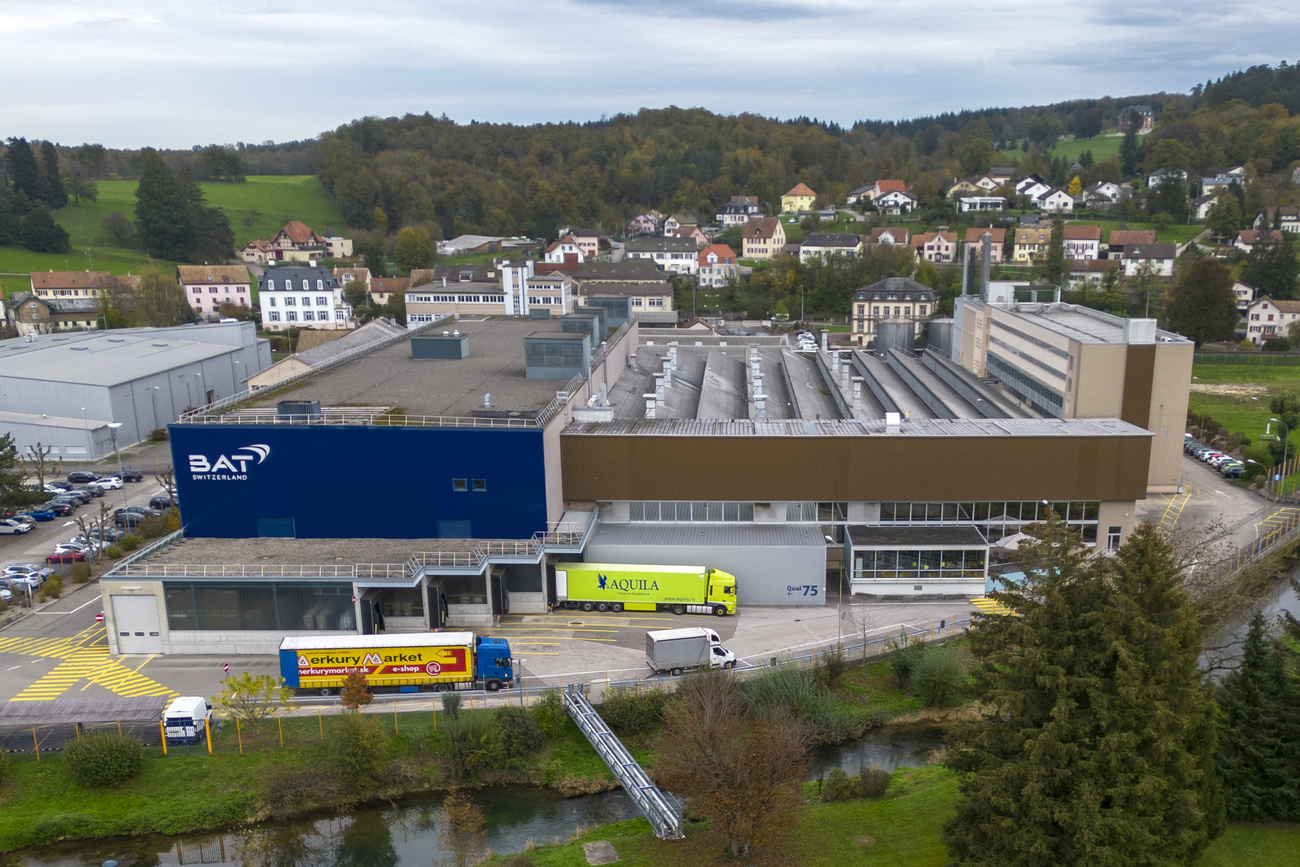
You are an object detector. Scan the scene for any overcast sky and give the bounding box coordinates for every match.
[4,1,1298,149]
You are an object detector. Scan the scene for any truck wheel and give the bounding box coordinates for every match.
[673,604,685,615]
[582,601,594,612]
[671,667,683,677]
[611,603,623,612]
[713,606,726,616]
[485,679,501,692]
[596,602,609,612]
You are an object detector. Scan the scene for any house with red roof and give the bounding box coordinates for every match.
[697,244,739,288]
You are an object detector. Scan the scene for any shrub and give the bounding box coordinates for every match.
[598,687,668,736]
[329,712,388,792]
[495,705,544,760]
[858,766,891,798]
[441,712,503,781]
[531,689,570,738]
[912,645,966,708]
[104,545,123,559]
[70,563,92,583]
[150,428,168,441]
[441,691,462,720]
[822,767,857,802]
[39,575,63,601]
[120,535,141,552]
[63,732,144,788]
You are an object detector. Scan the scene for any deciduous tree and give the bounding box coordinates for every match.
[1165,259,1237,346]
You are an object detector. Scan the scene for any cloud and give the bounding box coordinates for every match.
[1,1,1297,147]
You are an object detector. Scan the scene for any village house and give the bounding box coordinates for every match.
[742,217,786,260]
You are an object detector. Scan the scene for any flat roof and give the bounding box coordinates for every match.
[565,416,1152,438]
[847,526,988,547]
[244,317,566,418]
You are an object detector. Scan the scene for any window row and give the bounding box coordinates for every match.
[164,581,355,631]
[629,501,755,522]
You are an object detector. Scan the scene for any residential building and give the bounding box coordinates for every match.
[1235,229,1286,254]
[874,189,917,215]
[1246,296,1300,346]
[624,237,699,275]
[958,196,1006,212]
[800,232,863,263]
[849,277,937,344]
[964,227,1006,264]
[697,244,739,288]
[1233,281,1256,314]
[30,270,112,300]
[742,217,786,260]
[260,264,352,332]
[1013,226,1054,263]
[1118,105,1154,135]
[1253,207,1300,234]
[1036,189,1075,212]
[1062,225,1102,260]
[952,297,1191,492]
[1121,244,1176,277]
[716,196,764,227]
[369,277,407,307]
[1106,229,1157,259]
[866,227,910,247]
[781,183,816,214]
[912,231,958,264]
[178,265,253,321]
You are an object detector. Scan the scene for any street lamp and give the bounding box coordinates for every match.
[1271,417,1291,495]
[106,422,128,509]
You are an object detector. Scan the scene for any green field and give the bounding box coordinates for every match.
[0,175,343,299]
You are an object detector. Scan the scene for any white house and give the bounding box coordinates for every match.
[1036,189,1075,213]
[1246,296,1300,345]
[260,264,352,332]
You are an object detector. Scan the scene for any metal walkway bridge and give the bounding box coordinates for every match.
[562,685,684,840]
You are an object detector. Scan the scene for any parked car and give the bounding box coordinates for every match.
[45,550,86,563]
[42,501,75,517]
[0,519,33,535]
[66,471,101,485]
[18,508,55,522]
[89,476,123,490]
[120,470,144,483]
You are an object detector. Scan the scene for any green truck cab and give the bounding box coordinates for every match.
[553,562,737,615]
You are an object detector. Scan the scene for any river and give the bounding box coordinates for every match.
[1,726,948,867]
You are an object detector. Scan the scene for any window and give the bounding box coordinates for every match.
[452,479,467,492]
[472,479,486,492]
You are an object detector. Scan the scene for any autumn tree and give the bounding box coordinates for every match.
[944,518,1224,866]
[654,670,808,860]
[1164,259,1237,346]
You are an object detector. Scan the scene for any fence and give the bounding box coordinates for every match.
[0,615,967,757]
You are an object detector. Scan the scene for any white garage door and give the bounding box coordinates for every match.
[112,595,162,654]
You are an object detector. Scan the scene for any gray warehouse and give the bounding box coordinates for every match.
[0,321,270,460]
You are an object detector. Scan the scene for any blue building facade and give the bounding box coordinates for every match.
[170,423,548,539]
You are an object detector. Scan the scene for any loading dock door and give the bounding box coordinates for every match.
[112,595,162,654]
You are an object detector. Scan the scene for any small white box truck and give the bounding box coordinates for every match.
[645,627,736,675]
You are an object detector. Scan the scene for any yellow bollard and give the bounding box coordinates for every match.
[32,727,40,762]
[160,721,167,755]
[236,717,243,755]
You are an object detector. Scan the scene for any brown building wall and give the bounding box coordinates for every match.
[562,432,1151,504]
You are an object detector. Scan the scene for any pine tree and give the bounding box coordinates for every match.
[944,518,1223,866]
[134,150,194,261]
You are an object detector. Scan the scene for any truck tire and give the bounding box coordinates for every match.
[671,667,683,677]
[713,606,726,616]
[485,679,502,692]
[596,602,609,612]
[673,604,685,615]
[582,601,594,612]
[611,603,623,612]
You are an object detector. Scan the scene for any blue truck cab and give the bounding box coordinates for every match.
[474,635,514,691]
